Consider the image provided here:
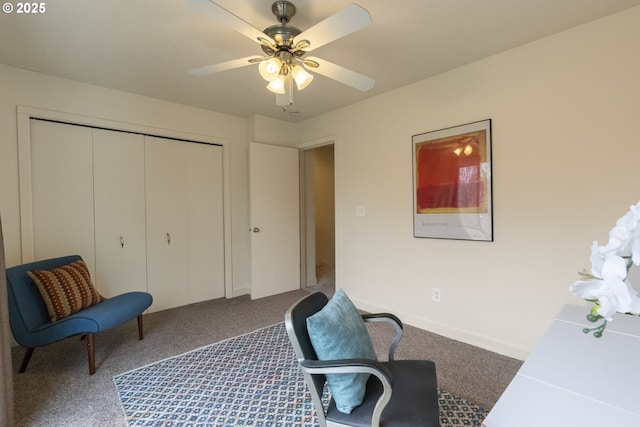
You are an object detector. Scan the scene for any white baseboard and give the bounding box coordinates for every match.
[352,297,529,361]
[232,287,251,298]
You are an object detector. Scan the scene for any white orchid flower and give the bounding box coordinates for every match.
[570,279,614,320]
[600,255,635,312]
[600,201,640,265]
[570,254,632,321]
[589,241,604,277]
[572,201,640,336]
[626,280,640,314]
[600,225,631,256]
[629,201,640,265]
[632,233,640,266]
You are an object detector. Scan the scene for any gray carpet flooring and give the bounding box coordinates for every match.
[11,288,522,426]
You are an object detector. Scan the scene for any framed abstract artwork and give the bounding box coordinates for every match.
[412,119,493,241]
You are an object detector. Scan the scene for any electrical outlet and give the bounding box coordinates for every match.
[432,288,441,302]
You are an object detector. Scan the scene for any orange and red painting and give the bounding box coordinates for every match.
[415,129,488,214]
[412,119,492,240]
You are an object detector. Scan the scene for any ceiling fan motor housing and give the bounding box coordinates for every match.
[261,1,304,57]
[263,24,301,48]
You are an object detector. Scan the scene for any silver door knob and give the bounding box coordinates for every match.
[252,227,260,233]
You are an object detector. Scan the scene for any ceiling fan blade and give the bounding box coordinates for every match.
[188,56,259,77]
[295,4,372,52]
[305,57,375,92]
[187,0,274,45]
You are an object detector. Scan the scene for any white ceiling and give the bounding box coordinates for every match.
[1,0,639,122]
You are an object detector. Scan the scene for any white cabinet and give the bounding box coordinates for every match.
[483,305,640,427]
[93,129,147,297]
[27,120,225,311]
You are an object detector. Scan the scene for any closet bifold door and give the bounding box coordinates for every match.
[187,143,225,302]
[27,120,225,310]
[29,120,96,274]
[145,136,189,311]
[93,129,147,297]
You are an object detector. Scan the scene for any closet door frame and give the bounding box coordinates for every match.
[16,106,233,298]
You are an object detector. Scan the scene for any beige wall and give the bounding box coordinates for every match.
[1,6,639,359]
[302,145,336,287]
[314,145,335,270]
[287,6,640,359]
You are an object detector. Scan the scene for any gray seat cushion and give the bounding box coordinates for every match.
[326,360,440,427]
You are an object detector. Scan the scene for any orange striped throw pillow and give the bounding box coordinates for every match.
[27,260,106,322]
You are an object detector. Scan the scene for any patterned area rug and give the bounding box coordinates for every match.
[114,323,488,426]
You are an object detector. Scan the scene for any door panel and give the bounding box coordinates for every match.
[249,143,300,299]
[93,129,147,297]
[30,120,95,275]
[145,136,189,311]
[187,143,225,301]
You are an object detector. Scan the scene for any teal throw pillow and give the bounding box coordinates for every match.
[306,289,378,414]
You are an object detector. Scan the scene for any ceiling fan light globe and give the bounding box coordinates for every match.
[266,76,286,94]
[291,65,313,90]
[258,58,282,82]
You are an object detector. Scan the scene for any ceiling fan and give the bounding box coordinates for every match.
[188,0,376,109]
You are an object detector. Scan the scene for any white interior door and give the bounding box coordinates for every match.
[249,142,300,299]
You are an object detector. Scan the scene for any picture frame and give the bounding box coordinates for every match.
[412,119,493,241]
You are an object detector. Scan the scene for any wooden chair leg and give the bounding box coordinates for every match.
[86,333,96,375]
[137,314,144,340]
[18,347,34,373]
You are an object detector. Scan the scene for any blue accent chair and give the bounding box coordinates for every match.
[6,255,153,375]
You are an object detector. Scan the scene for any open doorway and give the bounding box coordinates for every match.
[302,144,335,297]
